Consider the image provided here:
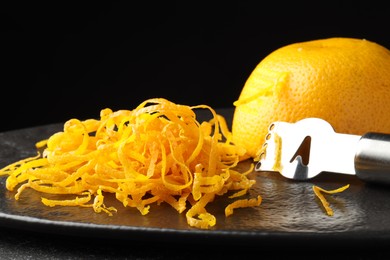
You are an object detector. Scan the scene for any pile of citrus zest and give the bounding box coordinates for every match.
[0,98,261,229]
[312,184,350,216]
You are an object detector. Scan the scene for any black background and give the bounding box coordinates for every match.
[2,1,390,132]
[2,2,390,258]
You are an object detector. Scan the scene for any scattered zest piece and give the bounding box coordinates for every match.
[312,184,350,216]
[0,98,261,229]
[225,195,262,217]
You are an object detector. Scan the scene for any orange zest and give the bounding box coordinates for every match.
[312,184,350,216]
[0,98,261,229]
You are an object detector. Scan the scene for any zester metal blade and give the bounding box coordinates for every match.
[255,118,361,181]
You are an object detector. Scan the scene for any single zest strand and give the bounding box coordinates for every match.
[225,195,262,217]
[93,188,117,216]
[186,193,216,229]
[41,192,92,207]
[312,184,350,216]
[35,139,48,149]
[207,114,232,143]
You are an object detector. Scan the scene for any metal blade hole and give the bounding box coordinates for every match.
[290,136,311,166]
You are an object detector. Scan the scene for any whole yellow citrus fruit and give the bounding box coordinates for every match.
[231,37,390,159]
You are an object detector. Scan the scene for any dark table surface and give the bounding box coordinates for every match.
[1,225,390,260]
[1,108,390,259]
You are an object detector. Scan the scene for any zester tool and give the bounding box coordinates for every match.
[255,118,390,184]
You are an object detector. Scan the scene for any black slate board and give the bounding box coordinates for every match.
[1,108,390,247]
